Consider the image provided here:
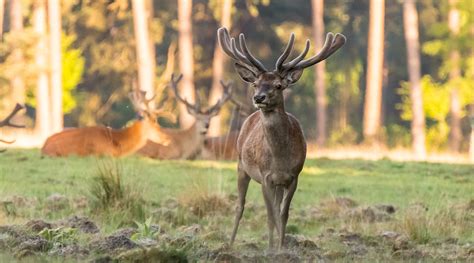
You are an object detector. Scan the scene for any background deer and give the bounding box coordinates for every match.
[138,74,233,160]
[0,103,25,151]
[218,27,345,249]
[41,90,173,157]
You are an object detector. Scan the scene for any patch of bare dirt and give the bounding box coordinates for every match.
[90,233,137,254]
[60,216,100,234]
[25,219,53,233]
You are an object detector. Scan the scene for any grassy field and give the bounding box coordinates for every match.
[0,149,473,261]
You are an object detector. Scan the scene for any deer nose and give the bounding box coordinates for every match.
[254,95,266,103]
[205,123,210,129]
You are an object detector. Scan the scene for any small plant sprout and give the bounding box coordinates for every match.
[131,216,160,241]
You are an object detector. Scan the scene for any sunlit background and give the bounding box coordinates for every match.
[0,0,473,162]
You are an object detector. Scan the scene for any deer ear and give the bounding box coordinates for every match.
[234,63,258,83]
[285,69,304,85]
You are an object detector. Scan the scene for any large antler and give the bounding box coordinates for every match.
[276,32,346,74]
[205,80,233,116]
[168,73,197,111]
[218,27,268,73]
[0,104,25,128]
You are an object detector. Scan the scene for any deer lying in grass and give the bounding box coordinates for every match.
[218,27,345,249]
[0,104,25,151]
[138,74,233,160]
[41,91,173,157]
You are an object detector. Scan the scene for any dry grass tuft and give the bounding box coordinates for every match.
[90,159,146,221]
[177,179,230,218]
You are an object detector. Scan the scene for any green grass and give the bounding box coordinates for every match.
[0,149,473,261]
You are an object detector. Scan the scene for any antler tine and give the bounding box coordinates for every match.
[169,74,194,109]
[293,32,346,70]
[218,27,239,61]
[206,80,233,115]
[0,104,25,128]
[128,90,143,111]
[218,27,267,73]
[275,33,295,71]
[282,39,311,70]
[323,33,347,59]
[238,34,267,72]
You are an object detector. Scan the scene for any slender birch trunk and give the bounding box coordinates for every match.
[48,0,63,132]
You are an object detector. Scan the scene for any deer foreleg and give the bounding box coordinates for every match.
[273,185,285,250]
[230,167,250,246]
[262,185,276,249]
[280,178,298,248]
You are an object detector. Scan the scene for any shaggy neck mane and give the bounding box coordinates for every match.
[260,103,290,161]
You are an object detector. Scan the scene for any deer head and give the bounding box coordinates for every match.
[218,27,346,111]
[169,74,233,135]
[129,89,176,124]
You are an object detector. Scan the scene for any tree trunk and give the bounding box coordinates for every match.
[448,0,462,152]
[9,0,25,113]
[132,0,156,105]
[48,0,63,132]
[363,0,385,143]
[34,0,51,138]
[311,0,327,147]
[0,0,4,40]
[178,0,196,128]
[403,0,426,159]
[208,0,233,136]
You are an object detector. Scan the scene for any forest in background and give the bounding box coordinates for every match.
[0,0,473,157]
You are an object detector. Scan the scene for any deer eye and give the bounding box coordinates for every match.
[275,83,283,90]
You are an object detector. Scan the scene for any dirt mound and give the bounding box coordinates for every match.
[90,232,137,254]
[48,243,89,258]
[25,219,53,233]
[61,216,100,234]
[45,193,69,211]
[15,236,49,258]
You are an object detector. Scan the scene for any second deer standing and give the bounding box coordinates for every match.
[218,27,345,249]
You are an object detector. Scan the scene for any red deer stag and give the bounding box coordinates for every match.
[202,89,293,160]
[138,74,233,159]
[41,91,173,157]
[0,104,25,151]
[218,27,345,249]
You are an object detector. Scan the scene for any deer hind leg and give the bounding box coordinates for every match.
[279,178,298,249]
[230,167,250,246]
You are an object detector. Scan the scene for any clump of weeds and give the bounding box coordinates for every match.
[90,159,146,224]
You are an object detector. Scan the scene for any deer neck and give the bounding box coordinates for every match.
[260,103,290,160]
[179,121,205,159]
[115,121,148,155]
